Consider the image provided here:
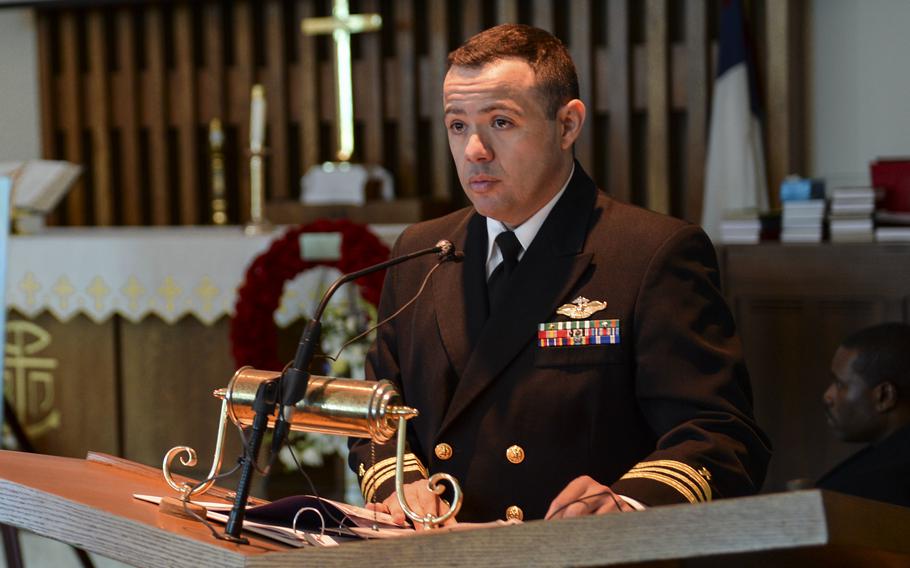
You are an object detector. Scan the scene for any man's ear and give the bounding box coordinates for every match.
[557,99,586,150]
[874,381,898,412]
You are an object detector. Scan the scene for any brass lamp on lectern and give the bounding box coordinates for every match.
[161,241,465,537]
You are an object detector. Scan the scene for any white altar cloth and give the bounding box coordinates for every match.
[5,225,405,325]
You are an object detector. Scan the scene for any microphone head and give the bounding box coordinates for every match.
[435,240,464,262]
[435,240,454,257]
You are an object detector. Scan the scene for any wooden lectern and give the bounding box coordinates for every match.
[1,449,909,567]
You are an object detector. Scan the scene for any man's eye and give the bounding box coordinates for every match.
[493,118,511,128]
[448,121,465,133]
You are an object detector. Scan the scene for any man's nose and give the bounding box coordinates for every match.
[465,133,492,162]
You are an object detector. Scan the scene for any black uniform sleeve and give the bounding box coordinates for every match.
[610,224,771,505]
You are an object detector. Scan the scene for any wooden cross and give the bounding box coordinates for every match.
[302,0,382,162]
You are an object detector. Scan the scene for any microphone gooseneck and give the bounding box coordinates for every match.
[227,237,461,541]
[279,239,460,413]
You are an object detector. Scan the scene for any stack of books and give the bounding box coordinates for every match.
[718,210,761,244]
[869,158,910,242]
[828,187,875,243]
[875,226,910,242]
[780,177,825,243]
[875,209,910,242]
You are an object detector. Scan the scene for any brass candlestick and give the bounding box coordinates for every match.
[209,119,228,225]
[244,84,272,235]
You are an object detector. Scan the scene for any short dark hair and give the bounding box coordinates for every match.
[447,24,579,118]
[841,322,910,393]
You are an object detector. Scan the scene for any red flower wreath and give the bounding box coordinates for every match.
[230,219,390,370]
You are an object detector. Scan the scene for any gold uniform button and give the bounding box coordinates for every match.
[505,505,523,521]
[434,443,453,460]
[505,445,525,464]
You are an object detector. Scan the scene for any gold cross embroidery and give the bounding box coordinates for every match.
[19,271,40,308]
[157,277,182,314]
[194,276,220,315]
[86,276,111,312]
[121,276,146,312]
[52,276,76,311]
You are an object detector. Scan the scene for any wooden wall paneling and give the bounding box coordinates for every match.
[496,0,518,24]
[35,13,58,227]
[319,58,335,144]
[119,317,241,469]
[607,0,631,202]
[200,3,225,123]
[427,1,450,201]
[296,0,321,180]
[568,0,593,171]
[394,0,417,197]
[645,0,669,214]
[532,0,554,32]
[4,312,120,458]
[199,3,226,223]
[173,4,200,225]
[358,0,384,167]
[631,43,647,112]
[34,1,806,228]
[462,0,483,38]
[232,1,255,223]
[58,11,86,225]
[114,8,143,226]
[766,0,804,210]
[144,8,171,225]
[684,0,708,223]
[734,297,817,491]
[264,0,290,200]
[86,10,114,226]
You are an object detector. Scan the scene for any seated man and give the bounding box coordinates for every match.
[817,322,910,507]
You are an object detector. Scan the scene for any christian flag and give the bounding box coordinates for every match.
[701,0,769,243]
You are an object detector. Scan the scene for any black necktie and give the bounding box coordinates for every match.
[487,230,523,314]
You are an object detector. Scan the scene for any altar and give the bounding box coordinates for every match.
[2,226,404,480]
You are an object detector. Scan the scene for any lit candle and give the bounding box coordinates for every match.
[250,84,266,153]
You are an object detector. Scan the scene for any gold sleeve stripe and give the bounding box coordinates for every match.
[619,470,699,504]
[361,457,425,503]
[631,460,712,501]
[361,454,426,495]
[363,460,425,504]
[622,460,713,503]
[628,466,708,502]
[360,453,427,503]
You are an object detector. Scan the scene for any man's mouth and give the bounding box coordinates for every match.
[468,175,498,191]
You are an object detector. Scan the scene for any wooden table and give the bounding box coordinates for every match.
[2,450,910,567]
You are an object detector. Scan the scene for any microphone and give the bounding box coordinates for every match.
[226,238,462,541]
[272,239,462,454]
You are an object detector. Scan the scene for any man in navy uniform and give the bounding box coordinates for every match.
[817,323,910,507]
[349,24,770,524]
